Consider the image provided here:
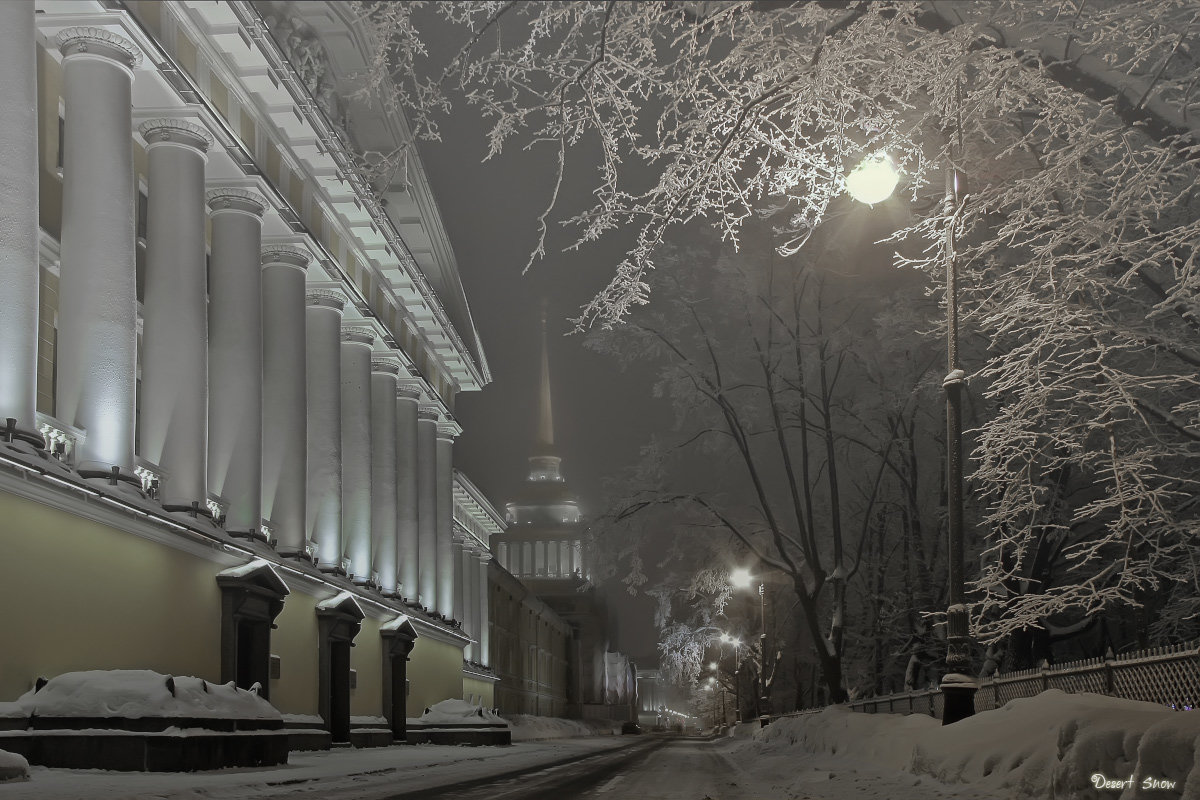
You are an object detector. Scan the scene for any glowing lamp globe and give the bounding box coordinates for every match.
[729,567,753,589]
[845,154,899,205]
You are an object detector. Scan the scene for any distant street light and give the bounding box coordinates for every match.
[729,567,753,589]
[846,141,977,725]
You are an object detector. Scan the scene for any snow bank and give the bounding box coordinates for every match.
[0,749,28,783]
[14,670,281,721]
[756,706,936,772]
[754,691,1200,799]
[504,715,618,741]
[411,699,506,726]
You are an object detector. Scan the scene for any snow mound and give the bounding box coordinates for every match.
[412,699,506,726]
[753,690,1200,799]
[504,715,618,741]
[0,749,28,783]
[756,705,936,772]
[15,670,281,721]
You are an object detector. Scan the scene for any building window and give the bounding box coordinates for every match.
[56,113,65,174]
[136,187,149,241]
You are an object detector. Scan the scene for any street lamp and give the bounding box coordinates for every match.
[729,567,753,589]
[844,150,977,724]
[843,153,900,205]
[729,569,772,725]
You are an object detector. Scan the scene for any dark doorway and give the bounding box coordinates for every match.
[381,617,418,740]
[317,593,365,744]
[329,640,352,742]
[217,561,289,702]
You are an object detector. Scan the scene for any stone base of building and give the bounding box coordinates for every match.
[405,723,511,746]
[349,728,395,748]
[0,729,289,771]
[576,703,636,723]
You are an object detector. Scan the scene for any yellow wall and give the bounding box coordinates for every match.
[0,491,222,701]
[269,587,319,716]
[406,636,465,717]
[351,616,383,717]
[463,677,495,709]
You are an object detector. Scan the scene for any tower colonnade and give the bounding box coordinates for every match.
[0,15,471,626]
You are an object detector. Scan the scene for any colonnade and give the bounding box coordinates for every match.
[496,539,583,579]
[0,16,490,646]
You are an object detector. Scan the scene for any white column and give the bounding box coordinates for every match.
[0,2,40,447]
[495,541,508,573]
[463,547,478,661]
[370,361,400,593]
[138,120,212,511]
[478,552,491,667]
[560,541,570,577]
[416,405,439,608]
[306,290,344,571]
[436,422,459,618]
[55,28,141,480]
[454,539,467,648]
[396,384,421,599]
[261,246,310,555]
[206,188,266,534]
[340,326,374,581]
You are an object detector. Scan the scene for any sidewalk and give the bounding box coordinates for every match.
[1,737,634,800]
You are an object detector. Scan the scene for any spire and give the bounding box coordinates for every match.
[536,302,555,451]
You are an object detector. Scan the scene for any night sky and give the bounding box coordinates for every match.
[412,55,672,662]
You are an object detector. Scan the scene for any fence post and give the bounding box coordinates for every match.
[1039,659,1050,693]
[1103,648,1115,695]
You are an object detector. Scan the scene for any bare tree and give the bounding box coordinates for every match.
[353,0,1200,658]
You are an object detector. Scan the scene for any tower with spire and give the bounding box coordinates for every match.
[491,307,636,720]
[499,306,585,582]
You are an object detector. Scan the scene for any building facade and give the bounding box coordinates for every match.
[0,0,497,745]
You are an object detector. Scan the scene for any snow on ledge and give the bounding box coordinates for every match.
[0,749,28,783]
[13,670,282,721]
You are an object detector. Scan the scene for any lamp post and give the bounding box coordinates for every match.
[844,147,977,724]
[730,568,772,725]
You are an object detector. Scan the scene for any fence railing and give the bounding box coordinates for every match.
[839,639,1199,719]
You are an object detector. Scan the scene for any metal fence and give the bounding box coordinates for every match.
[840,639,1200,719]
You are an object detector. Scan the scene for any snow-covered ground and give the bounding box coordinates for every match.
[0,737,634,800]
[4,693,1197,799]
[739,690,1200,799]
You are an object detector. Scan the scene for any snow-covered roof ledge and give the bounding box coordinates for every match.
[217,559,290,597]
[317,591,366,619]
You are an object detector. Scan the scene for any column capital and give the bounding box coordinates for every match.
[261,245,311,272]
[371,359,401,377]
[138,119,213,154]
[397,382,423,401]
[207,187,267,218]
[340,326,375,347]
[437,419,463,440]
[305,288,345,312]
[57,27,142,71]
[417,405,440,422]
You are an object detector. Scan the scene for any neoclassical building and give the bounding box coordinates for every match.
[0,0,499,746]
